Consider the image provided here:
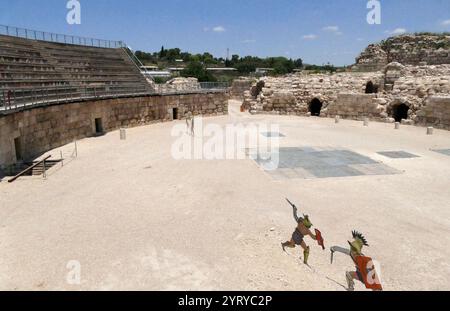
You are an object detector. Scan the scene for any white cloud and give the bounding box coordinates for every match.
[302,34,318,40]
[441,19,450,26]
[323,26,343,36]
[323,26,339,32]
[387,28,407,35]
[212,26,226,33]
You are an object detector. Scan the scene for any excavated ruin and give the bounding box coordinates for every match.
[243,34,450,130]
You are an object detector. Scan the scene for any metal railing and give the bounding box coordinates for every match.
[0,85,151,111]
[0,24,125,49]
[7,155,52,183]
[0,83,229,113]
[199,82,230,90]
[123,47,149,73]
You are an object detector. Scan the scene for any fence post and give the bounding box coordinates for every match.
[43,159,47,179]
[120,128,127,140]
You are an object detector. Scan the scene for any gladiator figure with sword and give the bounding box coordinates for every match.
[330,231,383,291]
[282,199,325,265]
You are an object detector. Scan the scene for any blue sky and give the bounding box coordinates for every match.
[1,0,449,65]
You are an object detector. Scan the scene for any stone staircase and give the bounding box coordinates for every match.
[7,159,62,177]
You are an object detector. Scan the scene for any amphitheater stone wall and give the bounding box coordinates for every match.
[242,64,450,129]
[0,92,228,169]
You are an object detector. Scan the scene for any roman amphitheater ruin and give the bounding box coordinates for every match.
[243,34,450,130]
[0,29,228,172]
[1,32,450,171]
[1,28,450,291]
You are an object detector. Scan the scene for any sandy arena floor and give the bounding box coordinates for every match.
[1,100,449,291]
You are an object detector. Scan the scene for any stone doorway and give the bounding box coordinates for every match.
[14,137,23,162]
[95,118,104,134]
[172,108,179,120]
[392,104,409,122]
[365,81,378,94]
[251,81,265,98]
[309,98,323,116]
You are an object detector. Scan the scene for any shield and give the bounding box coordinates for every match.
[315,229,325,250]
[355,255,383,290]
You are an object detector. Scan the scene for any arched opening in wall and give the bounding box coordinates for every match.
[309,98,323,116]
[251,81,265,98]
[365,81,378,94]
[392,104,410,122]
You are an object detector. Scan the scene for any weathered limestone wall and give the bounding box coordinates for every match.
[326,94,382,120]
[354,44,388,72]
[0,92,228,168]
[243,72,384,115]
[380,64,450,123]
[241,63,450,129]
[354,34,450,71]
[416,96,450,129]
[230,78,255,100]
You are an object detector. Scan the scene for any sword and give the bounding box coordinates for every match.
[330,246,351,264]
[285,198,296,209]
[285,198,300,222]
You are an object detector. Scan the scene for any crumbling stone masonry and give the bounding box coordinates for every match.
[354,34,450,72]
[243,72,385,116]
[243,65,450,128]
[416,96,450,129]
[230,78,256,100]
[242,34,450,131]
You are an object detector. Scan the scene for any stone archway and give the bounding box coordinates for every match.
[251,81,265,98]
[391,103,410,122]
[309,98,323,116]
[365,81,378,94]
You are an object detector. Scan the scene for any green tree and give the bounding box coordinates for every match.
[294,58,303,68]
[181,62,217,82]
[159,46,166,58]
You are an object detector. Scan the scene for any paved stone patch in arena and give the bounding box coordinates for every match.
[432,149,450,156]
[261,132,286,138]
[252,147,400,180]
[377,151,420,159]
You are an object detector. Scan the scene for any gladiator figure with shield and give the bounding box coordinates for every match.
[330,231,383,291]
[281,199,325,265]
